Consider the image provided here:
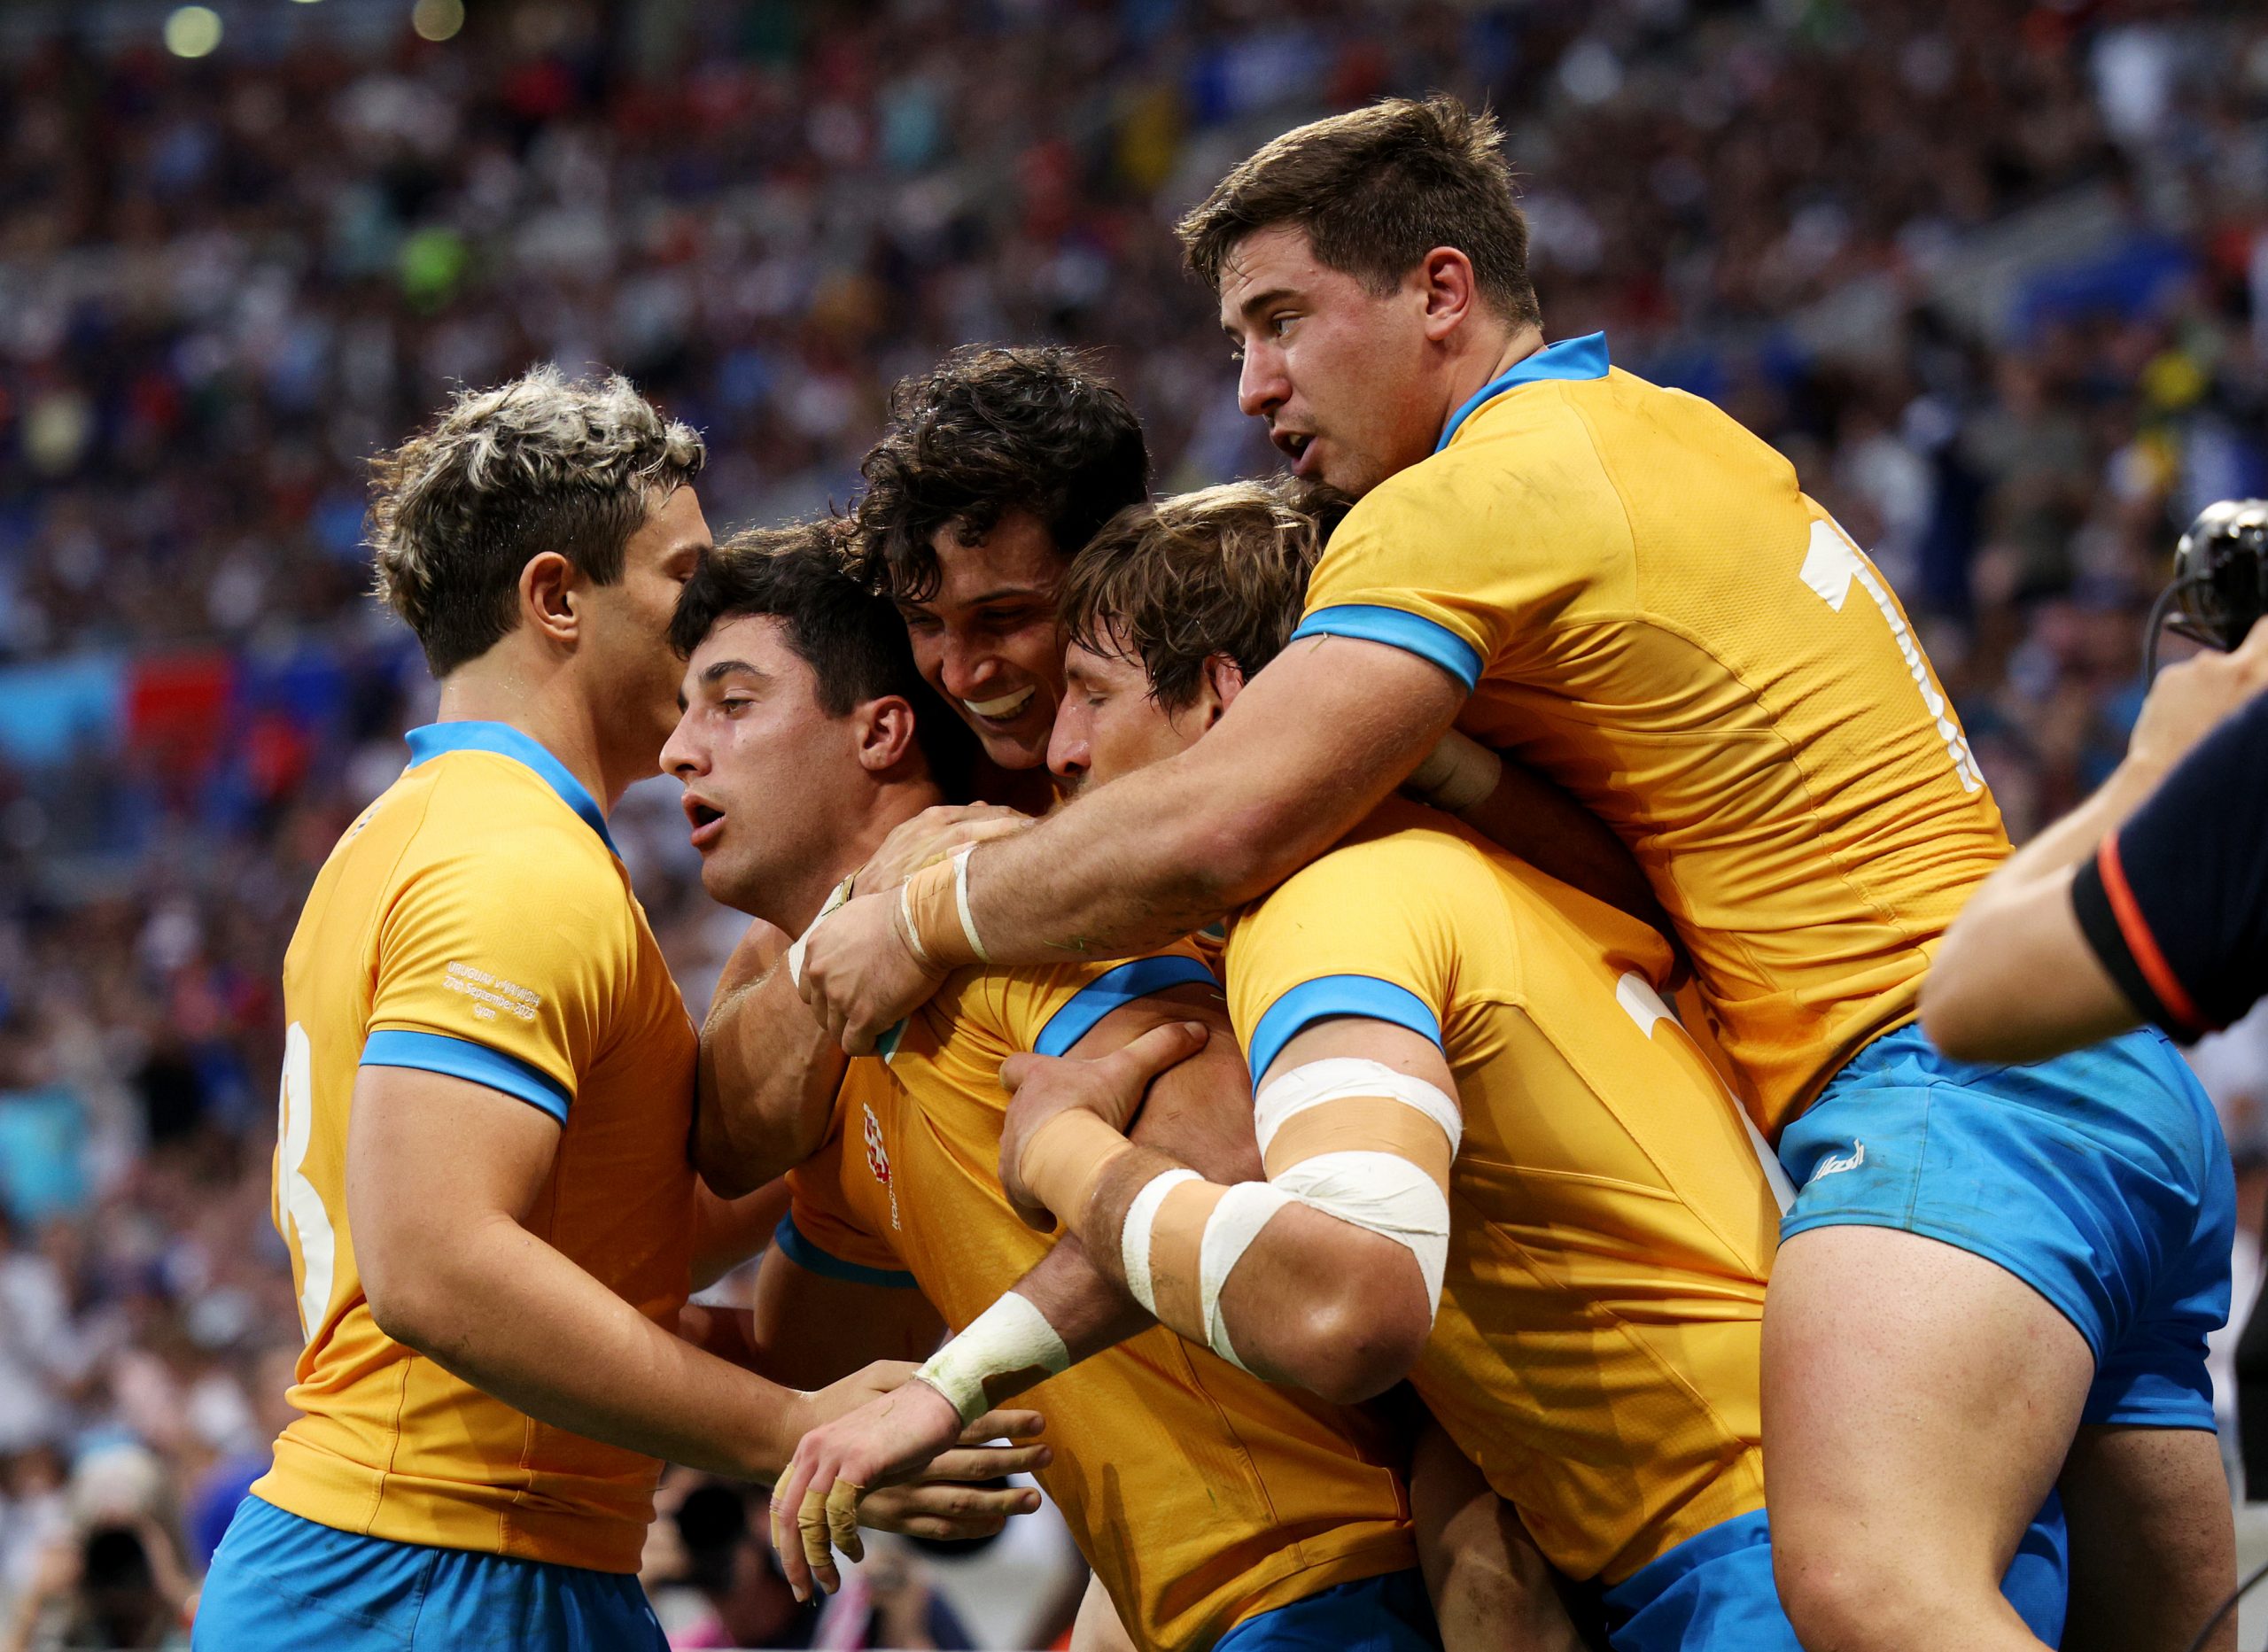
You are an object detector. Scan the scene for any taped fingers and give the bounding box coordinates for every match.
[798,1481,846,1594]
[826,1477,864,1564]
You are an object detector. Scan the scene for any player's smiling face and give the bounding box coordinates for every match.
[896,510,1065,772]
[1047,631,1236,795]
[661,614,870,919]
[1219,225,1447,499]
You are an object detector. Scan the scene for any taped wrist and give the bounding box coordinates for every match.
[912,1292,1069,1426]
[1017,1108,1136,1228]
[897,844,989,972]
[1404,729,1503,815]
[786,872,859,989]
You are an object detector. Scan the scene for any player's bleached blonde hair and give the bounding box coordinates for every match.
[1060,477,1353,711]
[369,364,705,675]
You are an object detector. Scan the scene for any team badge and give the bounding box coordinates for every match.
[862,1102,902,1229]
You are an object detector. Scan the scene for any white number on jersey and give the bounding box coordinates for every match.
[1798,517,1984,793]
[1614,973,1795,1213]
[276,1022,338,1341]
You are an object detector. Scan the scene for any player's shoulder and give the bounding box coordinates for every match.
[1339,395,1627,556]
[385,749,629,932]
[1265,797,1503,907]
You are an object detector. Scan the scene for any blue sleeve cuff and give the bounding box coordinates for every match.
[361,1028,571,1123]
[1035,955,1221,1058]
[772,1214,919,1290]
[1290,604,1483,692]
[1247,974,1445,1086]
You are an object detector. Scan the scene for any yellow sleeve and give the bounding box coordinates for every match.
[780,1091,917,1288]
[361,835,628,1125]
[1293,438,1625,692]
[1225,823,1467,1080]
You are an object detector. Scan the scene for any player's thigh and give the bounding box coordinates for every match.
[2059,1425,2236,1652]
[1069,1572,1138,1652]
[1761,1224,2093,1578]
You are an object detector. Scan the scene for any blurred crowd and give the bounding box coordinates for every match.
[1,0,2265,1643]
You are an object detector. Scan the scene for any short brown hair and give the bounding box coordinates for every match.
[670,519,977,799]
[1177,95,1540,328]
[852,345,1150,602]
[369,365,705,676]
[1060,478,1353,712]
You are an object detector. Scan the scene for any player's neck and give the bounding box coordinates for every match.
[430,664,628,816]
[1440,322,1549,433]
[777,777,947,936]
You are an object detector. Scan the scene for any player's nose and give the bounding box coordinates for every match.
[659,716,703,778]
[1237,345,1287,420]
[939,635,998,698]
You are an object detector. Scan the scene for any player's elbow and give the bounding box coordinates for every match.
[359,1226,483,1358]
[1180,797,1301,907]
[1275,1274,1432,1406]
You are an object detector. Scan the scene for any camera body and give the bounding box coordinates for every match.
[2171,499,2268,652]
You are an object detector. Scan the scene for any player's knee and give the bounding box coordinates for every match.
[1773,1535,2000,1652]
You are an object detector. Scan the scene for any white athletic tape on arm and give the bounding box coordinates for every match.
[1273,1151,1452,1311]
[1254,1058,1464,1158]
[1254,1058,1461,1313]
[949,844,991,965]
[912,1291,1069,1427]
[1196,1181,1294,1371]
[786,873,859,989]
[1120,1168,1200,1316]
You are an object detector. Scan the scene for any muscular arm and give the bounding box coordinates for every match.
[1061,1017,1444,1405]
[1925,633,2268,1061]
[349,1065,809,1478]
[698,920,846,1196]
[798,639,1462,1049]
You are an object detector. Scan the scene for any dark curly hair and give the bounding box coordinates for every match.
[850,345,1150,602]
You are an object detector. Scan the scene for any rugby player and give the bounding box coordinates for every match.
[856,343,1659,930]
[193,370,1042,1652]
[663,523,1442,1652]
[794,98,2235,1651]
[779,481,2072,1650]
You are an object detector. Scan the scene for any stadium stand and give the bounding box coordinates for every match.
[0,0,2264,1645]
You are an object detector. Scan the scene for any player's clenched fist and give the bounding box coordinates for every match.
[770,1369,1048,1602]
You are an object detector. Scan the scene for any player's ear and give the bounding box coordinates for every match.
[520,551,579,648]
[1418,246,1478,343]
[856,695,919,773]
[1199,653,1247,727]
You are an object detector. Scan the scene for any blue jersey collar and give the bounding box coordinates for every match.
[404,721,617,855]
[1435,332,1611,453]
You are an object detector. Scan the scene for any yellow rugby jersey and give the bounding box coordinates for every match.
[1227,799,1783,1586]
[256,721,697,1574]
[784,953,1417,1652]
[1296,334,2010,1131]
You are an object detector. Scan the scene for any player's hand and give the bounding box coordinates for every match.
[861,803,1031,894]
[998,1020,1209,1228]
[2130,616,2268,777]
[772,1366,1047,1602]
[794,888,945,1054]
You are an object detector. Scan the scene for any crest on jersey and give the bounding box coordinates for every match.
[862,1102,902,1229]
